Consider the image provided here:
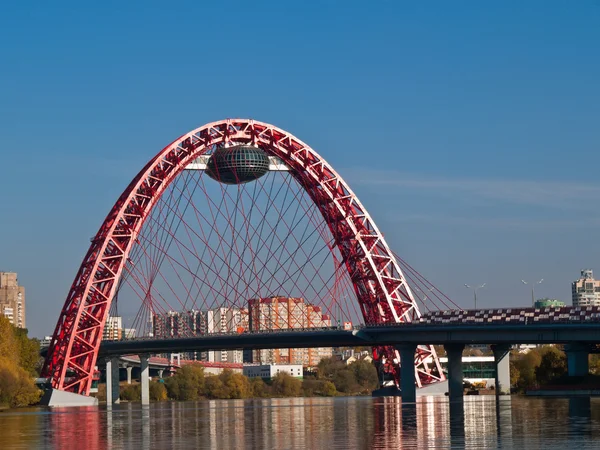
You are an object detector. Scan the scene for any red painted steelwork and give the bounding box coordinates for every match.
[42,119,444,395]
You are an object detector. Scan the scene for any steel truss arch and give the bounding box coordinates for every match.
[42,118,444,395]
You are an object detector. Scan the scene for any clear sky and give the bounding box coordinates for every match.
[0,1,599,337]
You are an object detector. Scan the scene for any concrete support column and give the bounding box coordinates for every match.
[565,343,589,377]
[126,366,133,385]
[491,344,511,395]
[170,353,181,366]
[106,357,120,405]
[158,369,164,380]
[395,344,417,403]
[140,354,150,405]
[445,344,465,401]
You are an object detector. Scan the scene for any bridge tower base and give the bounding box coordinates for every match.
[491,344,511,395]
[141,354,150,406]
[445,344,465,401]
[40,389,98,407]
[397,344,417,402]
[565,343,590,377]
[106,357,120,405]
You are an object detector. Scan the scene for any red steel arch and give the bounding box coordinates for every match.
[42,119,444,395]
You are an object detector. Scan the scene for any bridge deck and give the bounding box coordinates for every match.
[99,320,600,356]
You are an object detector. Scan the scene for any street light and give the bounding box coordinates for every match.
[521,279,544,307]
[464,283,486,309]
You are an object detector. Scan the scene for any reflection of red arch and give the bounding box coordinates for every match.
[42,119,443,395]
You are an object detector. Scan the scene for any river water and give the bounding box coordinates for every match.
[0,396,598,449]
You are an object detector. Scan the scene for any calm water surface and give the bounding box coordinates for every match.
[0,396,598,449]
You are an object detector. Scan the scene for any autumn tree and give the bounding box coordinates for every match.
[150,381,168,401]
[218,369,251,399]
[301,378,320,396]
[513,347,543,390]
[350,360,378,392]
[0,317,18,360]
[302,377,338,397]
[316,356,379,394]
[316,357,346,381]
[165,365,205,400]
[0,358,41,407]
[321,381,337,397]
[333,369,359,394]
[120,384,141,401]
[250,377,269,398]
[204,375,226,399]
[164,376,180,400]
[0,317,41,407]
[509,361,520,387]
[13,328,41,376]
[535,346,567,385]
[271,372,302,397]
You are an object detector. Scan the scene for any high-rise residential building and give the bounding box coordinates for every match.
[103,316,122,340]
[0,272,26,328]
[206,307,247,363]
[123,328,136,339]
[154,310,192,338]
[152,307,247,362]
[152,309,208,338]
[572,269,600,307]
[248,297,333,367]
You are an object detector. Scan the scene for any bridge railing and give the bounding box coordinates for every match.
[114,324,366,341]
[107,306,600,343]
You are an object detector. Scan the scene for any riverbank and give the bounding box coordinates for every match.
[94,358,379,403]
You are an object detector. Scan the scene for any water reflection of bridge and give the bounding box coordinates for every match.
[4,397,594,449]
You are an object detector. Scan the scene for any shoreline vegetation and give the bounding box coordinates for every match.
[511,345,600,393]
[97,358,380,403]
[0,317,42,408]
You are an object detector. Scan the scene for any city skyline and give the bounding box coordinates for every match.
[1,2,599,337]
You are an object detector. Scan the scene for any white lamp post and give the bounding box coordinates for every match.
[521,279,544,307]
[464,283,486,309]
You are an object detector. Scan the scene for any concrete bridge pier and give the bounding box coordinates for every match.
[445,344,465,401]
[140,354,150,405]
[106,357,120,405]
[491,344,511,395]
[126,366,133,385]
[565,343,590,377]
[396,344,417,402]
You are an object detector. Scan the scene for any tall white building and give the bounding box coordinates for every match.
[206,307,248,364]
[103,316,122,340]
[572,269,600,307]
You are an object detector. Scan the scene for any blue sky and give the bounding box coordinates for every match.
[0,1,598,336]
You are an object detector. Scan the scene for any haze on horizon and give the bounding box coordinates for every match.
[0,1,598,337]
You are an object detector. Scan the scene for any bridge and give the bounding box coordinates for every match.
[39,118,598,414]
[91,306,600,406]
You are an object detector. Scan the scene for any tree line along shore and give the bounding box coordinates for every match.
[97,358,380,402]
